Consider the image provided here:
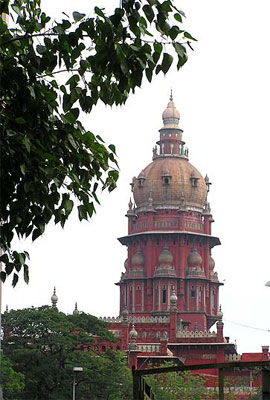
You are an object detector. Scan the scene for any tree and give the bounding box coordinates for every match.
[0,0,195,285]
[1,355,25,399]
[2,306,132,399]
[145,364,211,400]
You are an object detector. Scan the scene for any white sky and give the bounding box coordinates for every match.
[3,0,270,354]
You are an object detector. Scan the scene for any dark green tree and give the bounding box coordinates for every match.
[0,0,194,285]
[1,355,25,399]
[2,306,132,399]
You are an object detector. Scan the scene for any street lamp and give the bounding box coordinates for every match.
[72,367,83,400]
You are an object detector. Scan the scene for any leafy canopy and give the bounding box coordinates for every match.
[0,0,195,285]
[2,306,132,399]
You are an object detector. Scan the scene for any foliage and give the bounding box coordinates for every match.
[145,363,210,400]
[1,355,25,399]
[2,306,131,399]
[0,0,194,285]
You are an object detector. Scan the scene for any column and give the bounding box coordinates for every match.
[142,281,144,312]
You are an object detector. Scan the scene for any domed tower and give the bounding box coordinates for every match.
[117,95,222,331]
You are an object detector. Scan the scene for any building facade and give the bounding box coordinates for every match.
[96,96,239,366]
[80,95,269,396]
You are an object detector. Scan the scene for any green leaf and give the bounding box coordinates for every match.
[73,11,85,22]
[161,53,173,74]
[24,264,29,284]
[173,42,186,58]
[0,271,6,283]
[22,136,31,152]
[174,13,182,23]
[154,42,162,53]
[15,117,26,124]
[78,205,87,221]
[184,31,197,41]
[94,7,105,18]
[12,273,19,287]
[32,229,42,241]
[146,68,153,82]
[20,164,26,175]
[36,45,46,54]
[142,5,155,23]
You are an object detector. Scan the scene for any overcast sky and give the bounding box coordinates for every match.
[3,0,270,354]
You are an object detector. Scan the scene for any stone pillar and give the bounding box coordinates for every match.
[142,281,144,312]
[262,346,269,360]
[128,350,139,370]
[216,320,224,342]
[128,325,139,369]
[160,337,168,356]
[170,288,178,340]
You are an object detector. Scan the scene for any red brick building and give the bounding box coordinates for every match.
[87,95,269,396]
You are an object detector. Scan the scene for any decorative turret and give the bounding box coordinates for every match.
[73,302,80,315]
[131,247,145,266]
[170,288,178,312]
[187,247,202,266]
[117,94,221,332]
[158,245,173,265]
[129,324,138,351]
[51,287,58,308]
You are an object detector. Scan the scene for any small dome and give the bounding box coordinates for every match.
[51,287,58,307]
[132,248,145,266]
[187,247,202,265]
[209,256,215,270]
[217,305,223,319]
[162,95,180,128]
[158,245,173,264]
[130,324,138,340]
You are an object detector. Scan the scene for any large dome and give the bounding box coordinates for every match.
[133,157,207,210]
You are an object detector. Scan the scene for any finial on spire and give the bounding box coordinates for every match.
[51,287,58,308]
[170,88,173,101]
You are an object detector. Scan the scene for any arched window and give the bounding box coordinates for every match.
[199,286,202,302]
[156,331,161,338]
[212,290,216,308]
[102,345,106,353]
[191,285,195,298]
[162,285,167,303]
[155,286,159,305]
[142,331,147,338]
[149,331,154,338]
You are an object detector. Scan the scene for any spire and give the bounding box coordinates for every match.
[73,302,80,315]
[51,287,58,308]
[170,88,173,101]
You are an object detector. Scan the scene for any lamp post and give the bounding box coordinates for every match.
[72,367,83,400]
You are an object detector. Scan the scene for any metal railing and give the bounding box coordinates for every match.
[132,360,270,400]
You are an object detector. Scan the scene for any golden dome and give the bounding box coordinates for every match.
[133,157,207,210]
[187,247,202,265]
